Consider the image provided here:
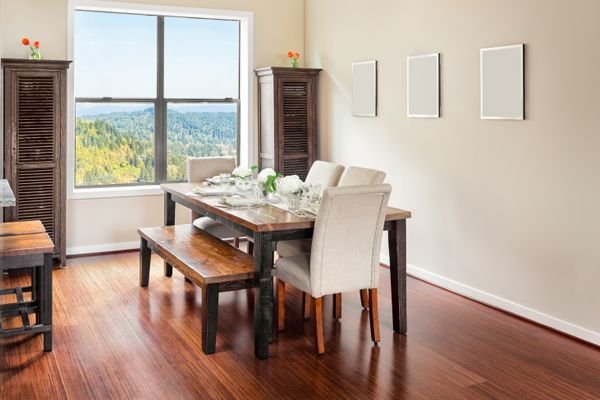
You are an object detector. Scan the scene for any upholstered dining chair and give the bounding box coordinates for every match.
[280,164,387,315]
[276,160,345,258]
[338,166,387,309]
[338,165,386,186]
[187,157,243,243]
[275,184,392,354]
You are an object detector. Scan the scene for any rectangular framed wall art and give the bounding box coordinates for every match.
[480,44,524,120]
[407,53,440,118]
[352,60,378,117]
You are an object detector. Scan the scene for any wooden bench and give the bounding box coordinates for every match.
[138,224,256,354]
[0,222,54,351]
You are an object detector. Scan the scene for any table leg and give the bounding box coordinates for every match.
[388,220,407,334]
[164,192,176,277]
[253,232,274,359]
[40,253,53,351]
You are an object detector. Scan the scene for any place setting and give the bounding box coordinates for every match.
[188,165,323,217]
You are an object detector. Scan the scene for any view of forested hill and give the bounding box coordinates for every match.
[75,108,236,186]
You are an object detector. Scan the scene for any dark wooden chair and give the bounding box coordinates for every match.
[138,225,255,354]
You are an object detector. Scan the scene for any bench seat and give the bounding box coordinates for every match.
[0,220,46,237]
[137,224,256,354]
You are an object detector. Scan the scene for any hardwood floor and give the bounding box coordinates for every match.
[2,251,600,399]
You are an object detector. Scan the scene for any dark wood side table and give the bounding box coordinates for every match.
[0,224,54,351]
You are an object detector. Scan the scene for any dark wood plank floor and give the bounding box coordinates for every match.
[1,251,599,399]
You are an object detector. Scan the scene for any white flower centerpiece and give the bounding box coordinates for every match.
[257,168,280,201]
[276,175,305,210]
[232,166,253,192]
[232,166,252,180]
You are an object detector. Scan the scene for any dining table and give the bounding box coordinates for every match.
[161,182,411,359]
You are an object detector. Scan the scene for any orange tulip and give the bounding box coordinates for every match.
[21,37,30,46]
[287,51,294,58]
[34,41,40,49]
[294,52,300,58]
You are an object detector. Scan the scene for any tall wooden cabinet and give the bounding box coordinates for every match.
[2,59,71,266]
[255,67,321,180]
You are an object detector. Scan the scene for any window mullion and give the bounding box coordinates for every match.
[155,15,167,183]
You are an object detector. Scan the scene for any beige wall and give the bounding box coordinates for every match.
[0,0,304,250]
[305,0,600,341]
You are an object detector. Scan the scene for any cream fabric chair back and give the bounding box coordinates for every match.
[309,184,391,297]
[305,161,345,189]
[187,157,236,183]
[338,166,385,186]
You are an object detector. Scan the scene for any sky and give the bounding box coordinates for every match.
[74,10,239,101]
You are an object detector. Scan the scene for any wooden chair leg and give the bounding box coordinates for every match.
[202,284,220,354]
[333,293,342,319]
[302,292,312,319]
[139,238,151,287]
[313,297,325,354]
[360,289,369,310]
[276,279,286,331]
[368,288,380,344]
[234,238,240,248]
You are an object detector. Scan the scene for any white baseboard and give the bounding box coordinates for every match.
[67,241,139,256]
[380,255,600,347]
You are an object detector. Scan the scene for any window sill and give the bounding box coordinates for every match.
[68,185,164,200]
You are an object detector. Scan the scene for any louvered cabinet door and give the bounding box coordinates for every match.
[276,77,316,180]
[256,67,321,180]
[3,59,70,265]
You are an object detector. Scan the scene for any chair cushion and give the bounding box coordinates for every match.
[193,217,242,239]
[274,254,312,294]
[276,239,312,258]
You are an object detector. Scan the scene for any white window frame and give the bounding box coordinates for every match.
[67,0,254,199]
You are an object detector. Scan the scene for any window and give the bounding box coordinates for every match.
[74,10,240,188]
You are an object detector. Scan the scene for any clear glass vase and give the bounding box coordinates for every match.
[29,49,42,60]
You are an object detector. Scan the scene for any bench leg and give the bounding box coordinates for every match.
[33,265,41,324]
[202,283,219,354]
[139,238,151,287]
[164,264,173,278]
[41,253,53,352]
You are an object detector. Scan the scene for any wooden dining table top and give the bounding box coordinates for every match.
[161,182,412,233]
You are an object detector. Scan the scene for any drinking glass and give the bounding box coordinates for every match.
[228,177,236,193]
[308,183,322,203]
[220,173,231,188]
